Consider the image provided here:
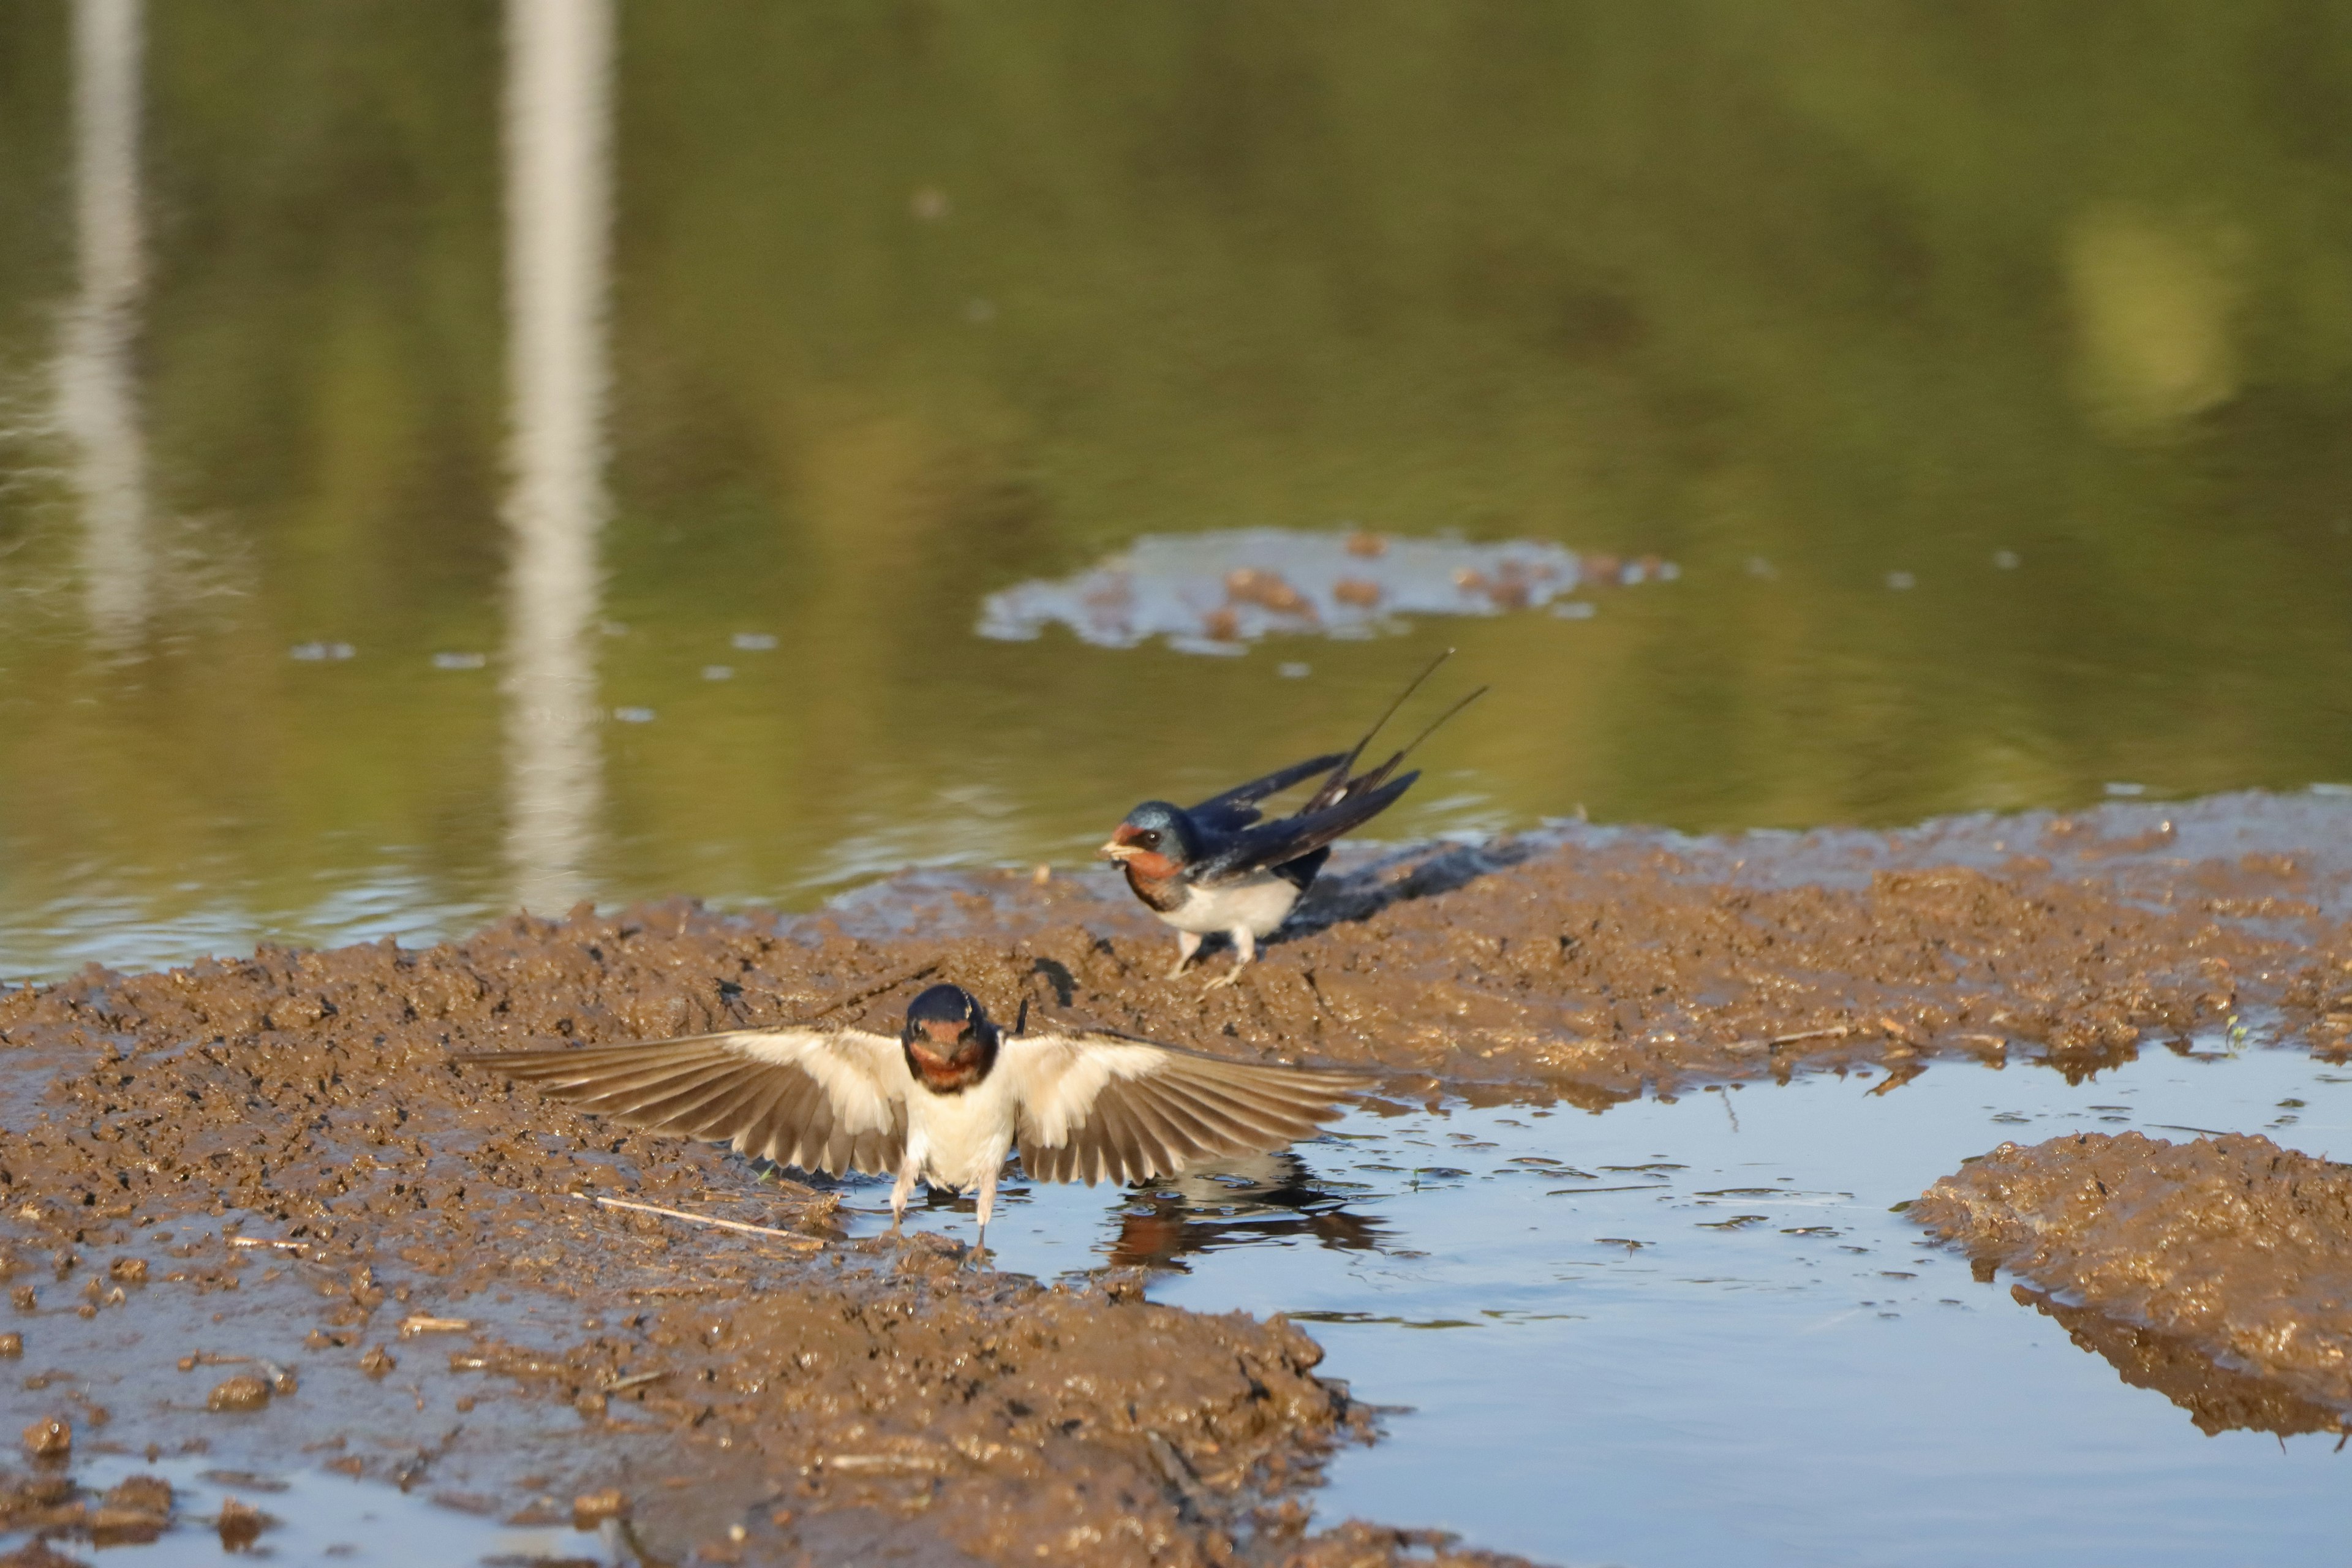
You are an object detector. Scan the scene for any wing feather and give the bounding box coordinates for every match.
[729,1070,797,1166]
[1185,752,1348,832]
[1191,771,1419,886]
[460,1027,909,1177]
[1003,1030,1371,1187]
[1120,1088,1212,1170]
[1147,1077,1280,1148]
[1149,1067,1320,1137]
[1093,1091,1156,1186]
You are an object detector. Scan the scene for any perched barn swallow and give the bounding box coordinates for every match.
[1099,651,1485,986]
[461,984,1370,1254]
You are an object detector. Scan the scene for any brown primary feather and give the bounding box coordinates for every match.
[1011,1041,1373,1188]
[461,1036,907,1177]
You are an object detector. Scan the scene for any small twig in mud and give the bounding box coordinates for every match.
[572,1193,823,1249]
[228,1236,304,1253]
[397,1314,475,1337]
[599,1370,669,1394]
[1725,1024,1855,1054]
[787,961,941,1025]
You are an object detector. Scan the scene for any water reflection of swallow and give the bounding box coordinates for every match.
[1106,1150,1385,1270]
[1099,650,1485,987]
[462,984,1370,1253]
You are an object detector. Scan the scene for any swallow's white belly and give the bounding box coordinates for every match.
[903,1072,1020,1192]
[1162,873,1302,938]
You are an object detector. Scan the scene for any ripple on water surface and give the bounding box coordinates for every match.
[843,1039,2352,1568]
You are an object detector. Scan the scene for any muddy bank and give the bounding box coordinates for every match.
[0,793,2347,1562]
[837,793,2352,1101]
[0,907,1556,1565]
[1913,1131,2352,1428]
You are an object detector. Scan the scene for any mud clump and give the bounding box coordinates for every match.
[1913,1131,2352,1422]
[215,1494,269,1550]
[17,1419,67,1461]
[0,1541,85,1568]
[205,1374,272,1413]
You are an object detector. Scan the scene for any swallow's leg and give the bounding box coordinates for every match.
[888,1158,919,1239]
[972,1164,1000,1262]
[1203,927,1256,990]
[1167,930,1204,979]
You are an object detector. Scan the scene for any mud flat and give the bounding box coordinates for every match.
[0,792,2348,1563]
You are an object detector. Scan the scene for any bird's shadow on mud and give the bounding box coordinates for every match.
[1281,835,1547,943]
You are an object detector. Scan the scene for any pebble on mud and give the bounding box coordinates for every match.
[0,1333,18,1358]
[9,1287,32,1313]
[108,1257,147,1285]
[20,1416,68,1459]
[206,1374,272,1412]
[573,1488,628,1527]
[359,1344,396,1378]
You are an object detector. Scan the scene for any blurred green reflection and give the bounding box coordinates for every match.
[2,2,2350,976]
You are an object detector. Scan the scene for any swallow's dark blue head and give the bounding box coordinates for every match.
[905,983,978,1035]
[900,984,997,1093]
[1098,801,1197,875]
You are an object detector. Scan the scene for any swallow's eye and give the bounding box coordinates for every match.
[1136,831,1160,849]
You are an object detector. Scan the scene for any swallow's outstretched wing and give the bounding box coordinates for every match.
[460,1028,910,1176]
[1001,1030,1373,1186]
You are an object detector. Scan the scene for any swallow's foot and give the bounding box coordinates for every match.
[1168,932,1205,979]
[1202,965,1248,992]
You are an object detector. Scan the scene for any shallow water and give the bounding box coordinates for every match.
[2,1452,623,1566]
[846,1042,2352,1567]
[7,7,2352,976]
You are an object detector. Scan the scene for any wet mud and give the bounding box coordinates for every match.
[1,793,2348,1563]
[1913,1129,2352,1431]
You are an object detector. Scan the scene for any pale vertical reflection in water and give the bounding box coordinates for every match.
[58,0,149,650]
[499,0,613,914]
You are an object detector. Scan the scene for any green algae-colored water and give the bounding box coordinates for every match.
[4,2,2352,975]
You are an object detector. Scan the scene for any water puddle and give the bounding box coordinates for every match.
[0,1453,629,1566]
[976,527,1675,652]
[844,1042,2351,1567]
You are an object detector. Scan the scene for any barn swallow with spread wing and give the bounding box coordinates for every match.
[1099,651,1485,986]
[461,984,1370,1254]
